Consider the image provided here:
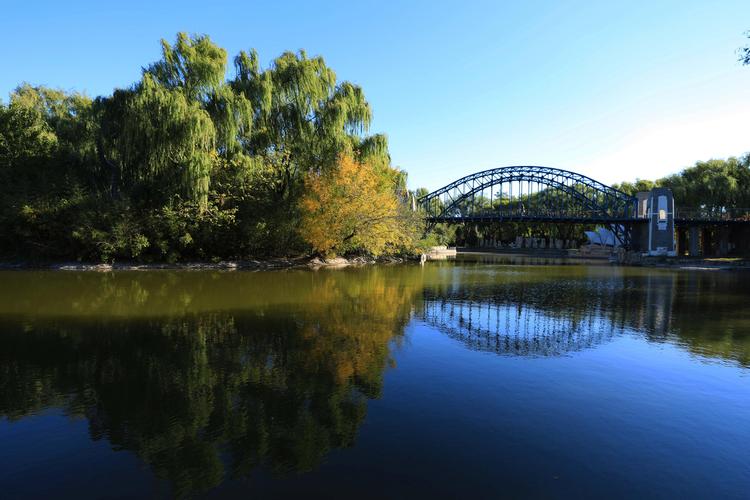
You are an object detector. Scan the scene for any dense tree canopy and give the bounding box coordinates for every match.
[613,155,750,216]
[0,33,416,262]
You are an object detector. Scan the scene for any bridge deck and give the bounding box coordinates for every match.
[427,216,750,226]
[426,215,640,224]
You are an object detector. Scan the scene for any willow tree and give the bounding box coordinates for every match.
[0,85,96,170]
[614,156,750,216]
[0,92,58,171]
[146,33,252,156]
[118,74,215,206]
[99,33,251,208]
[231,49,389,201]
[0,84,98,198]
[659,157,750,214]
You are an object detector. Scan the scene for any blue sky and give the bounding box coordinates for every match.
[3,0,749,190]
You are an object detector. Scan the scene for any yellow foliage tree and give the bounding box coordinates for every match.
[299,154,417,257]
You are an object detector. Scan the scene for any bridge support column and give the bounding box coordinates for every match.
[676,228,687,256]
[718,226,730,257]
[702,228,712,256]
[629,223,647,252]
[732,225,750,254]
[689,226,701,257]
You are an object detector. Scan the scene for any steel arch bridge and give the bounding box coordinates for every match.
[419,166,637,223]
[417,166,638,245]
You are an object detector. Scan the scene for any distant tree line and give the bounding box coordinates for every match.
[613,155,750,217]
[0,33,422,262]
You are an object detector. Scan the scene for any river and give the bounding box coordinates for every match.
[0,255,748,498]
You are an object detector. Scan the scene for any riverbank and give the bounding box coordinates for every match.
[457,247,603,259]
[639,256,750,270]
[0,255,410,271]
[4,251,748,271]
[455,249,750,270]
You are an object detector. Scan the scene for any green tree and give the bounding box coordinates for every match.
[96,34,241,208]
[614,156,750,217]
[230,49,387,200]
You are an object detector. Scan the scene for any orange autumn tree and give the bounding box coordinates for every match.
[299,154,418,257]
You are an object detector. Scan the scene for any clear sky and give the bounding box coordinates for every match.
[3,0,749,190]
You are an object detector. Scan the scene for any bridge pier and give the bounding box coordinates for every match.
[676,228,688,256]
[689,226,701,257]
[678,225,732,257]
[732,224,750,254]
[702,228,712,255]
[629,223,648,253]
[718,226,730,257]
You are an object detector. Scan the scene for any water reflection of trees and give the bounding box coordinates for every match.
[0,268,421,497]
[664,272,750,366]
[417,266,750,364]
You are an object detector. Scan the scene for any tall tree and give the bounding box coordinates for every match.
[0,85,96,171]
[98,33,249,207]
[231,49,388,201]
[120,73,216,206]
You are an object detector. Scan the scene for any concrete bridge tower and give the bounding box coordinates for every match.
[645,187,676,256]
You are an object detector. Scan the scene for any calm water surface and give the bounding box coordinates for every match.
[0,255,748,498]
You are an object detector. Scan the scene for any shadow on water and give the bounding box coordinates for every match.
[0,261,748,496]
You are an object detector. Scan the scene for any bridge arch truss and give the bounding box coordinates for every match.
[418,166,637,224]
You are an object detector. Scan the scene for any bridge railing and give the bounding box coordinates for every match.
[429,207,636,220]
[675,207,750,221]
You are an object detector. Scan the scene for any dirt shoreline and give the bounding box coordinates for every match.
[638,258,750,271]
[0,255,410,271]
[2,251,747,271]
[458,249,750,270]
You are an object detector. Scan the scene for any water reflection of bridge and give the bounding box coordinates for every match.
[416,270,684,357]
[419,298,626,356]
